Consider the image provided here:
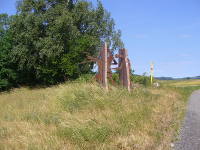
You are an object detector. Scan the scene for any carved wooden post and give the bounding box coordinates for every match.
[123,49,131,92]
[102,43,108,90]
[81,43,114,90]
[117,49,131,92]
[118,49,123,86]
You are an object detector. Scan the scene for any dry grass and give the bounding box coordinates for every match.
[0,82,191,150]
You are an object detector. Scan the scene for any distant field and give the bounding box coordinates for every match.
[166,79,200,87]
[0,81,197,150]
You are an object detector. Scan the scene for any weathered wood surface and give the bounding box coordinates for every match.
[102,43,108,90]
[116,49,131,91]
[83,43,131,91]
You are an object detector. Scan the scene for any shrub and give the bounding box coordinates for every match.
[131,75,151,87]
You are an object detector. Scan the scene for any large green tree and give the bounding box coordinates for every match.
[10,0,123,85]
[0,14,18,90]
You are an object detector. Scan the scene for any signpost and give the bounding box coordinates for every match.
[150,62,154,85]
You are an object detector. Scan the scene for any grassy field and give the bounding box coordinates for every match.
[165,79,200,87]
[0,81,199,150]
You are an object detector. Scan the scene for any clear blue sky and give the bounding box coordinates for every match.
[1,0,200,77]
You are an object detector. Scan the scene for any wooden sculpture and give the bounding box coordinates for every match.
[85,43,108,90]
[115,48,131,91]
[81,43,131,91]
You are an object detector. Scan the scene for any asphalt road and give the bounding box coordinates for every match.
[175,90,200,150]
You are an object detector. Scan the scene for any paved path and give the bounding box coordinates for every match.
[175,90,200,150]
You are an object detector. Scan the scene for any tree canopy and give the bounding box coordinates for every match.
[0,0,123,90]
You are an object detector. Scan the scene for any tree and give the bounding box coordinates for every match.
[9,0,124,85]
[0,14,18,90]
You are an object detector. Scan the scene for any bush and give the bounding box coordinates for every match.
[112,73,151,87]
[112,73,120,84]
[75,74,95,83]
[131,75,151,87]
[0,78,11,92]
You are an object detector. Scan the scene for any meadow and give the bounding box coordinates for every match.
[164,79,200,87]
[0,80,199,150]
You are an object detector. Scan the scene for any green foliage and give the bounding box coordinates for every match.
[8,0,123,85]
[0,14,18,91]
[0,79,10,90]
[75,74,95,83]
[112,73,151,87]
[0,0,123,90]
[112,73,120,84]
[131,75,151,87]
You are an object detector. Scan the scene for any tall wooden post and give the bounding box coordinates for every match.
[118,49,123,85]
[123,49,131,92]
[102,43,108,90]
[117,49,131,92]
[83,43,109,90]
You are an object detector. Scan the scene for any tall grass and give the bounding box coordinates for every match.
[0,82,197,150]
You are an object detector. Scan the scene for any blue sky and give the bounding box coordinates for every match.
[1,0,200,77]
